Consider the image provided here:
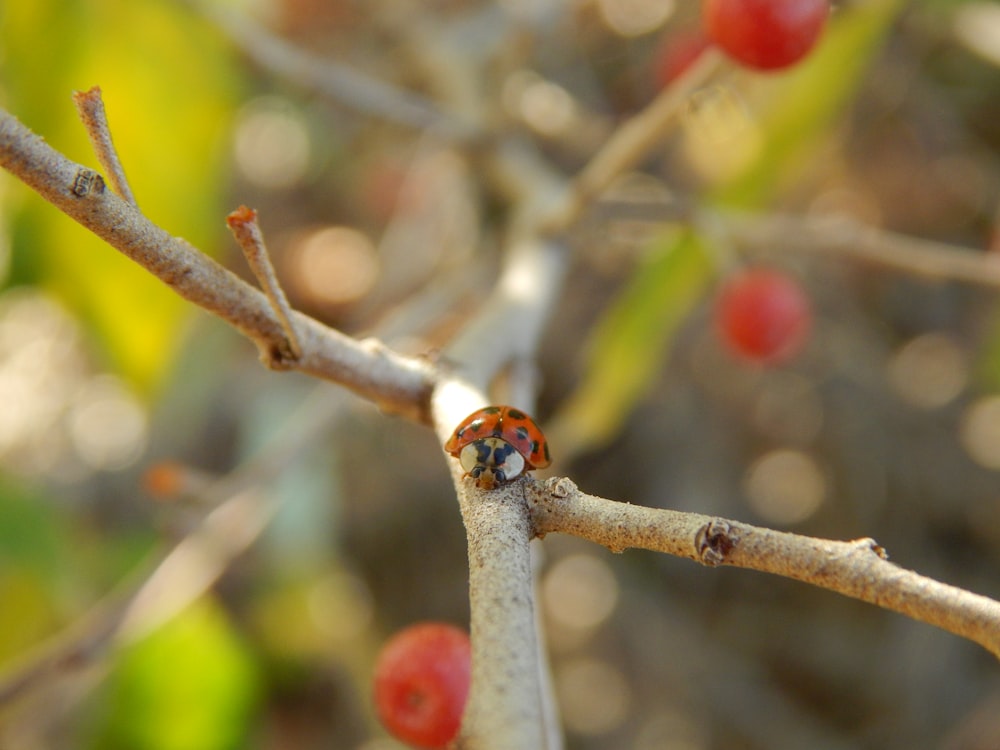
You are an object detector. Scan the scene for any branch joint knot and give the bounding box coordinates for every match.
[696,519,738,567]
[71,168,104,198]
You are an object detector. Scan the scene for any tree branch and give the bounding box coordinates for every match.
[430,237,572,748]
[455,476,548,749]
[0,107,435,421]
[528,478,1000,659]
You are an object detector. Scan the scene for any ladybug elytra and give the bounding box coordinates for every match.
[444,405,551,489]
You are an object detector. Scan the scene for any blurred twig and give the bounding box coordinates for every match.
[0,387,344,711]
[183,0,476,140]
[429,194,572,750]
[541,49,724,236]
[725,211,1000,286]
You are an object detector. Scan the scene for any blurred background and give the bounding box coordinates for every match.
[2,0,1000,748]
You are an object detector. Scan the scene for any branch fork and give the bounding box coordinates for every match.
[225,205,302,365]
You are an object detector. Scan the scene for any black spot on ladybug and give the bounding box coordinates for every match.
[507,408,527,420]
[514,426,530,442]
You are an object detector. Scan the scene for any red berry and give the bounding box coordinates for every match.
[715,268,812,363]
[373,623,471,749]
[703,0,829,71]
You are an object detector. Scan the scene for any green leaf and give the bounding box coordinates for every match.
[0,480,69,664]
[548,231,713,453]
[94,599,261,750]
[0,480,70,579]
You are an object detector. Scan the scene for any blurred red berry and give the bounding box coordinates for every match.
[715,268,812,363]
[373,622,471,749]
[703,0,829,71]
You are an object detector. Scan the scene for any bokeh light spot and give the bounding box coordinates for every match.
[542,553,619,632]
[960,396,1000,470]
[0,291,89,477]
[633,710,708,750]
[503,70,576,136]
[556,658,631,736]
[598,0,675,37]
[290,226,379,306]
[954,3,1000,67]
[68,375,148,471]
[233,97,311,188]
[887,333,967,410]
[744,449,825,525]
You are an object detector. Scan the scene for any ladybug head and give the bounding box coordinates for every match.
[458,437,526,490]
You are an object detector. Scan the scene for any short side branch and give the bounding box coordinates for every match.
[529,479,1000,659]
[72,86,137,205]
[227,205,302,361]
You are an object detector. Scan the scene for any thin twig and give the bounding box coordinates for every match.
[226,205,302,360]
[537,49,725,236]
[0,386,345,708]
[528,478,1000,659]
[0,107,435,422]
[71,86,137,206]
[182,0,474,140]
[724,211,1000,287]
[574,50,724,205]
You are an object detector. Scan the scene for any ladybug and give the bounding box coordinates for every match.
[444,405,551,489]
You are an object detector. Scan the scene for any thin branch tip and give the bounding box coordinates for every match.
[72,86,137,205]
[226,204,257,226]
[227,205,303,360]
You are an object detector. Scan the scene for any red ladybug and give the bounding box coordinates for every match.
[444,406,551,489]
